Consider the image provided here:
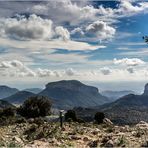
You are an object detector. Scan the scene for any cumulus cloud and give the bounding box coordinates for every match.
[55,26,70,41]
[0,14,53,40]
[71,27,84,37]
[118,1,148,16]
[0,60,36,77]
[100,67,112,75]
[113,58,145,66]
[86,21,116,40]
[127,67,134,74]
[65,68,76,76]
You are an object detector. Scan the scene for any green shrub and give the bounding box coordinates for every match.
[94,112,105,124]
[65,110,77,122]
[18,96,52,118]
[0,107,15,117]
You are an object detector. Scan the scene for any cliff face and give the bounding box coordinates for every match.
[143,83,148,95]
[40,80,110,109]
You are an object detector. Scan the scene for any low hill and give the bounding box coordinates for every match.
[2,91,35,104]
[23,88,43,94]
[101,90,135,101]
[0,85,19,99]
[0,100,14,109]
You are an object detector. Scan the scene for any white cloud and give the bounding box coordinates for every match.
[0,37,105,51]
[113,58,145,66]
[100,67,112,75]
[127,67,134,73]
[0,60,36,77]
[55,26,70,41]
[86,21,116,40]
[65,68,76,76]
[118,1,148,16]
[0,14,53,40]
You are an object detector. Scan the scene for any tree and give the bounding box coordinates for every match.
[94,112,105,124]
[18,96,52,118]
[0,107,15,117]
[65,110,77,121]
[143,36,148,44]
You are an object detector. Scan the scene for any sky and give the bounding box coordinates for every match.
[0,0,148,92]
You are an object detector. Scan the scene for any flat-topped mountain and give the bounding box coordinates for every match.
[39,80,110,109]
[3,91,35,104]
[0,85,19,99]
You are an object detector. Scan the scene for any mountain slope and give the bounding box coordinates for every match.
[0,86,19,99]
[23,88,43,94]
[2,91,35,104]
[0,100,14,109]
[98,84,148,124]
[101,90,135,101]
[39,80,110,109]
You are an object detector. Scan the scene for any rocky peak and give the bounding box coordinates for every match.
[143,83,148,95]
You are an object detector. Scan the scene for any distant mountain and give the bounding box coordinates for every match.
[0,100,14,109]
[39,80,111,109]
[0,85,19,99]
[23,88,43,94]
[101,90,135,101]
[98,83,148,124]
[2,91,35,104]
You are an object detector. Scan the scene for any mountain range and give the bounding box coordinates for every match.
[23,88,43,94]
[1,80,111,109]
[39,80,111,109]
[101,90,135,102]
[78,83,148,125]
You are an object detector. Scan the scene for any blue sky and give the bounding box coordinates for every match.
[0,0,148,91]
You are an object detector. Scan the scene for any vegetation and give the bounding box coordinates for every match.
[17,96,52,118]
[143,36,148,44]
[65,110,77,122]
[0,107,15,117]
[94,112,105,124]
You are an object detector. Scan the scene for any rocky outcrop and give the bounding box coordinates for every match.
[143,83,148,95]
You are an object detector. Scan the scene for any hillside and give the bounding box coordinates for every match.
[98,83,148,124]
[23,88,43,94]
[0,100,14,109]
[0,86,19,99]
[39,80,110,109]
[2,91,35,104]
[101,90,135,102]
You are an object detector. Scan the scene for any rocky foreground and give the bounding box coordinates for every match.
[0,119,148,147]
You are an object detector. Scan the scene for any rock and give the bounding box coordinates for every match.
[136,121,148,129]
[87,140,98,147]
[104,140,114,147]
[91,128,100,135]
[12,136,24,144]
[103,118,113,126]
[70,135,81,140]
[83,137,89,142]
